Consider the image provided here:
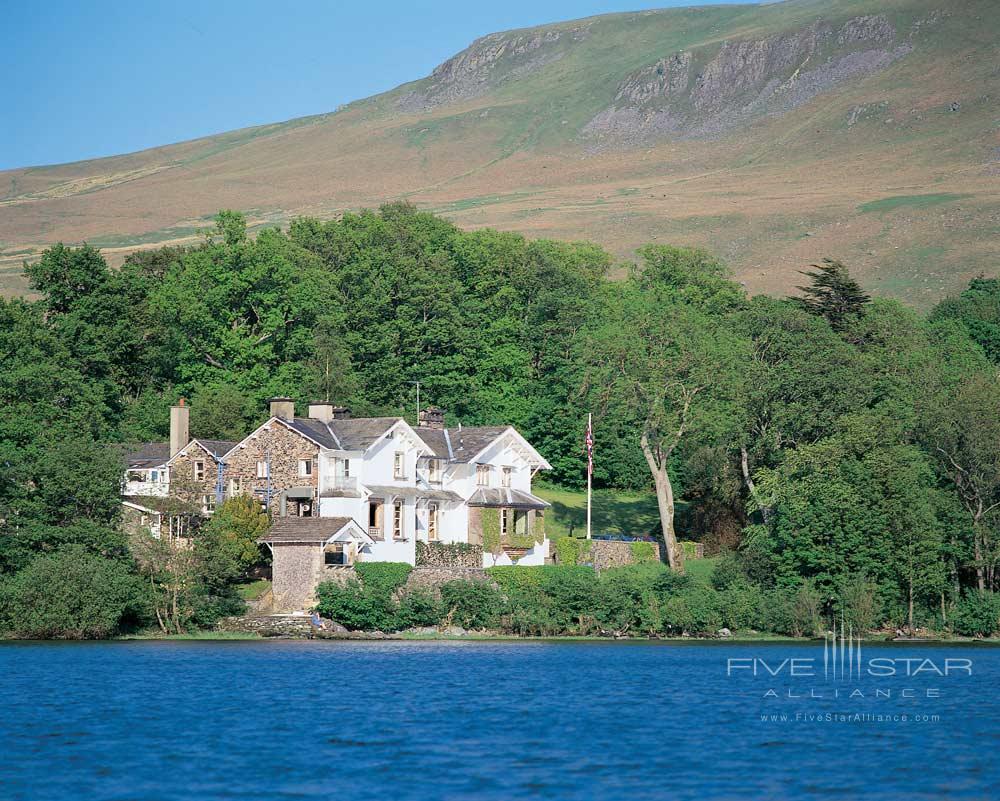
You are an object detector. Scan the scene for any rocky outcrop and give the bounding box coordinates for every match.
[398,24,591,111]
[584,14,912,145]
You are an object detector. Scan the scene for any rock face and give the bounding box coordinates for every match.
[584,14,912,145]
[398,24,591,111]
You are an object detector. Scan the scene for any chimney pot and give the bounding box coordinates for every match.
[418,406,446,430]
[269,397,295,421]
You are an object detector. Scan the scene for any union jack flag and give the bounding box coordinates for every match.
[584,414,594,478]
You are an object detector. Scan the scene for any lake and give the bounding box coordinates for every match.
[1,640,997,800]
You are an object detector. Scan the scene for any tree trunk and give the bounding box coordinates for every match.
[908,577,914,635]
[974,520,985,594]
[653,469,684,572]
[740,445,772,526]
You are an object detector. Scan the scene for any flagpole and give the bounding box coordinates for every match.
[586,412,592,540]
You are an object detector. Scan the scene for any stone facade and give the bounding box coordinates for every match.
[271,543,322,611]
[169,442,222,509]
[225,422,320,512]
[467,506,483,545]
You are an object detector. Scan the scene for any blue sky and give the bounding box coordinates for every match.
[2,1,752,170]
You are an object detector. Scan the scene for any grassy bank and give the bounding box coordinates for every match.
[533,482,661,539]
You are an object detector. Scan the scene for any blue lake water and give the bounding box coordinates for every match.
[1,640,998,800]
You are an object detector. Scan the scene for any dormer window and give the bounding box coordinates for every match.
[502,466,513,488]
[394,452,406,479]
[476,464,491,487]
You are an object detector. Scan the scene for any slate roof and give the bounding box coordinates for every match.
[195,439,239,459]
[467,488,551,510]
[126,443,170,469]
[283,416,404,452]
[261,517,358,543]
[444,426,510,462]
[363,485,464,503]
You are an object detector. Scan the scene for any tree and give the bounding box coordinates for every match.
[931,276,1000,364]
[0,546,147,639]
[199,496,270,575]
[793,258,871,330]
[588,250,747,569]
[925,372,1000,592]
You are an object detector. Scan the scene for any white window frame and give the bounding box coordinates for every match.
[256,461,269,479]
[500,508,509,538]
[193,460,206,481]
[203,494,216,513]
[428,503,439,541]
[476,464,491,487]
[392,500,404,540]
[298,458,313,478]
[393,452,406,480]
[501,466,513,488]
[427,458,441,483]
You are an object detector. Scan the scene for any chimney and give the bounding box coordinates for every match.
[269,397,295,421]
[170,398,190,457]
[418,406,446,430]
[331,406,351,420]
[308,402,334,423]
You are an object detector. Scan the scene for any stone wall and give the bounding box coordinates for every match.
[224,421,320,510]
[271,543,322,611]
[415,541,483,568]
[403,567,493,597]
[585,540,667,571]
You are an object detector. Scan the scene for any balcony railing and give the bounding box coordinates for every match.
[328,476,359,492]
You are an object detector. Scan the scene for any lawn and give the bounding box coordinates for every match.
[533,482,661,540]
[237,579,271,601]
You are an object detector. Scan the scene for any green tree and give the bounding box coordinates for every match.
[793,258,871,330]
[199,496,270,575]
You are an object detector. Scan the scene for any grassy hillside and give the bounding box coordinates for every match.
[533,482,661,539]
[3,0,997,304]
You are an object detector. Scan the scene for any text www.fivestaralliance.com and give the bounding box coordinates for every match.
[760,713,941,724]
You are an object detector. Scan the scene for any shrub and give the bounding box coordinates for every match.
[629,541,658,564]
[596,563,669,634]
[951,592,1000,637]
[710,553,745,590]
[315,578,394,631]
[0,546,147,639]
[554,537,591,566]
[355,562,412,598]
[396,589,443,629]
[718,582,767,630]
[439,580,505,629]
[836,574,882,635]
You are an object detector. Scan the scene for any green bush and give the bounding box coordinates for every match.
[629,541,658,564]
[439,580,505,629]
[554,536,591,566]
[355,562,412,597]
[951,592,1000,637]
[396,589,443,629]
[0,546,148,639]
[710,553,745,590]
[315,578,394,631]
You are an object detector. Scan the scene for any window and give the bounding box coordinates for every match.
[256,461,269,479]
[336,458,350,478]
[193,460,205,481]
[392,500,404,540]
[149,470,159,483]
[228,477,244,496]
[501,466,513,488]
[500,508,509,538]
[428,503,439,541]
[394,452,406,479]
[369,500,384,539]
[298,459,313,477]
[427,458,441,483]
[476,464,491,487]
[203,494,216,513]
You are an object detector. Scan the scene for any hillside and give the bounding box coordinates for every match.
[2,0,998,304]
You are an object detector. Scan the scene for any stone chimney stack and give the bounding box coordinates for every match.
[308,402,334,423]
[418,406,446,430]
[170,398,190,457]
[331,406,351,420]
[269,397,295,421]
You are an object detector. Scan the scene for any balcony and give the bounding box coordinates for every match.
[321,475,361,498]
